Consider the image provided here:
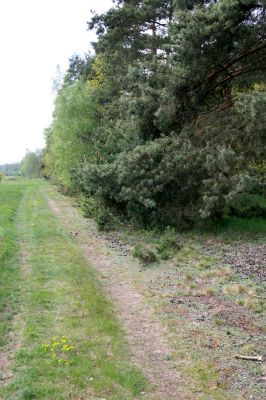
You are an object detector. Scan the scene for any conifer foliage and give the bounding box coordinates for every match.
[44,0,266,227]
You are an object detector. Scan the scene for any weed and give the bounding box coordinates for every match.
[244,297,259,312]
[214,318,226,327]
[238,285,249,294]
[20,388,37,399]
[205,287,216,296]
[185,272,193,281]
[189,282,197,289]
[196,258,213,270]
[42,335,76,365]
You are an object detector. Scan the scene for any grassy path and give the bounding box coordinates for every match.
[0,180,146,400]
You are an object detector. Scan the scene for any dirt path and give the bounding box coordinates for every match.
[47,196,187,400]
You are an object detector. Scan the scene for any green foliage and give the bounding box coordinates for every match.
[132,243,158,264]
[20,151,41,178]
[44,81,97,189]
[0,173,4,182]
[228,194,266,219]
[77,195,98,218]
[44,0,266,229]
[155,227,181,259]
[76,136,249,226]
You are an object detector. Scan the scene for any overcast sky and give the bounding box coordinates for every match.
[0,0,112,164]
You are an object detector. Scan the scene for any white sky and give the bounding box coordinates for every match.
[0,0,112,164]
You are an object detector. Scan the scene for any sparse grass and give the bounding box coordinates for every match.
[0,180,146,400]
[184,361,227,396]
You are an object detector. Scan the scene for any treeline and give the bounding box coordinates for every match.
[44,0,266,228]
[0,163,21,176]
[0,151,42,178]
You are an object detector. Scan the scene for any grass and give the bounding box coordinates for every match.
[0,180,23,347]
[196,215,266,239]
[0,179,146,400]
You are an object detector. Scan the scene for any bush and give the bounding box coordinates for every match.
[155,227,182,259]
[132,244,158,264]
[77,195,98,218]
[75,137,247,227]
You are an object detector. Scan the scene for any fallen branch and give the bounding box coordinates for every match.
[235,354,264,362]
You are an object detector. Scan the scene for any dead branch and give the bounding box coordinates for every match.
[235,354,264,362]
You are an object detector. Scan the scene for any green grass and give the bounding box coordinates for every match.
[0,180,23,347]
[194,216,266,240]
[218,216,266,234]
[0,179,146,400]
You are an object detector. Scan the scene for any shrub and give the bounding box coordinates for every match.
[77,195,98,218]
[132,243,158,264]
[75,137,247,227]
[155,227,182,259]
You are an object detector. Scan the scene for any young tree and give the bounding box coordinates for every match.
[44,80,97,189]
[20,151,41,178]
